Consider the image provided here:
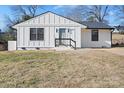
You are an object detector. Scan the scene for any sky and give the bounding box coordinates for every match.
[0,5,121,31]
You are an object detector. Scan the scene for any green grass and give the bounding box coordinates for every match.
[0,50,124,88]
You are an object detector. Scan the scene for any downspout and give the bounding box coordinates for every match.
[111,28,114,48]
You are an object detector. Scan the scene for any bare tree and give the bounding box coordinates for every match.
[114,6,124,24]
[113,6,124,34]
[86,5,109,22]
[27,5,38,17]
[86,15,97,21]
[115,6,124,18]
[11,5,39,17]
[4,5,44,41]
[65,6,87,22]
[66,5,110,23]
[6,5,44,26]
[5,15,20,27]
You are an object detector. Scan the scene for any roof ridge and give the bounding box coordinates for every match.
[12,11,84,27]
[12,11,113,29]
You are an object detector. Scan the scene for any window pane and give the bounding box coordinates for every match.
[37,34,44,40]
[37,28,44,40]
[92,30,98,41]
[68,29,74,34]
[31,28,37,34]
[30,28,37,40]
[31,34,37,40]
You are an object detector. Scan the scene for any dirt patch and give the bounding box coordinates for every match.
[61,48,124,56]
[103,48,124,56]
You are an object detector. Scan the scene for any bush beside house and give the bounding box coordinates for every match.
[0,30,16,51]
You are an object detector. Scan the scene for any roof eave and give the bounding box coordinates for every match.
[86,27,114,29]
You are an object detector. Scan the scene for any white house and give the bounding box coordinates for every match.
[113,25,124,33]
[11,11,113,50]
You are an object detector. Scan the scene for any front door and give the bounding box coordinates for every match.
[59,28,66,45]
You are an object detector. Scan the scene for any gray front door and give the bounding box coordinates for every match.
[59,28,66,45]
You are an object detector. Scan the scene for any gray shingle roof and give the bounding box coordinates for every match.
[12,11,113,29]
[80,21,113,29]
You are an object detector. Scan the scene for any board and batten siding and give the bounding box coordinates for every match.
[13,12,85,50]
[81,29,111,48]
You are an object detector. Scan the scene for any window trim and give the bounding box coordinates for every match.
[30,28,44,41]
[68,28,74,34]
[91,29,99,41]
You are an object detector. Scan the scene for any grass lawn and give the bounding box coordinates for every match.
[0,50,124,88]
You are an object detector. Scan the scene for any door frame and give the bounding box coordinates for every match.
[59,28,66,45]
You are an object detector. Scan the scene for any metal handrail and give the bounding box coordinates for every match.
[55,38,76,50]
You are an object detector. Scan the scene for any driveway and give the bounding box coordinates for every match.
[104,48,124,56]
[60,47,124,56]
[77,48,124,56]
[55,47,124,56]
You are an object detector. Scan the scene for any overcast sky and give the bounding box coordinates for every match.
[0,5,121,31]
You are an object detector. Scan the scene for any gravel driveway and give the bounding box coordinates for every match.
[104,48,124,56]
[60,48,124,56]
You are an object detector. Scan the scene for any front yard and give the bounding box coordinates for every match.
[0,49,124,88]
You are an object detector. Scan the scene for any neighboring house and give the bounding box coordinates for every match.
[114,25,124,33]
[12,11,113,50]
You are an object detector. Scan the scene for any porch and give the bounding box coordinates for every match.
[55,38,76,50]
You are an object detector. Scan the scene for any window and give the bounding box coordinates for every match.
[68,29,74,34]
[30,28,44,40]
[91,30,99,41]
